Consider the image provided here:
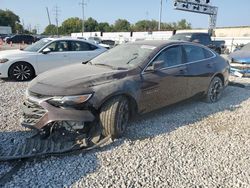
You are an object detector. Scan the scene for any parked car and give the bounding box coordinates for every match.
[228,42,250,76]
[22,40,230,139]
[87,36,102,44]
[0,38,107,81]
[101,39,116,49]
[2,34,13,42]
[87,37,115,49]
[5,34,35,44]
[169,32,225,54]
[0,34,9,40]
[33,35,47,42]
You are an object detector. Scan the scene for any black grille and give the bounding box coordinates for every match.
[22,99,47,127]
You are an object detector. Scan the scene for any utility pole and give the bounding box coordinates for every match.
[158,0,163,31]
[46,7,52,25]
[53,5,60,37]
[79,0,86,36]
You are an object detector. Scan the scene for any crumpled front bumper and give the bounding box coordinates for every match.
[230,62,250,77]
[21,98,95,130]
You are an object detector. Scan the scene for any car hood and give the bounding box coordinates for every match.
[229,50,250,64]
[0,49,36,58]
[29,64,128,96]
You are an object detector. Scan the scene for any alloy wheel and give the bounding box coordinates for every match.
[12,64,32,81]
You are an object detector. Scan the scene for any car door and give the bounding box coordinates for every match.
[182,44,216,97]
[36,40,71,74]
[68,40,102,64]
[139,45,189,113]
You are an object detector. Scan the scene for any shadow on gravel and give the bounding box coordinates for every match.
[125,85,250,141]
[0,78,31,83]
[1,85,250,187]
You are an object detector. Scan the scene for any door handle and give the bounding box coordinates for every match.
[179,69,187,74]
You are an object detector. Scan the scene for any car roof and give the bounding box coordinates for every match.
[129,40,198,47]
[44,37,86,41]
[174,32,209,35]
[42,37,102,46]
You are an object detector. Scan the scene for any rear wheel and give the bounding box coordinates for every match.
[9,62,35,81]
[99,96,129,138]
[205,76,224,103]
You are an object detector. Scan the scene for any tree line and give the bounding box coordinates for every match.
[44,17,191,35]
[0,9,192,35]
[0,9,36,34]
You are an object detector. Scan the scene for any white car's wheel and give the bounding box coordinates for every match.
[9,62,35,81]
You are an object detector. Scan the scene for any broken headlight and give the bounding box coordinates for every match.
[47,94,93,107]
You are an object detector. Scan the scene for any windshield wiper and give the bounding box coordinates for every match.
[82,61,91,65]
[94,63,115,69]
[127,54,138,64]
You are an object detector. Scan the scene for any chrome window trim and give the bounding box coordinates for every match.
[141,43,216,74]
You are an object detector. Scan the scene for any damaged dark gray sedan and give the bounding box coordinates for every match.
[22,40,230,139]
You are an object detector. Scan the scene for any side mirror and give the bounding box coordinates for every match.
[192,39,200,43]
[153,60,165,70]
[145,60,165,72]
[42,48,51,54]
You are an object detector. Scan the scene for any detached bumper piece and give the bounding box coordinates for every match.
[230,63,250,77]
[0,134,86,161]
[0,126,109,162]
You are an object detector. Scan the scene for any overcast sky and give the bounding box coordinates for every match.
[1,0,250,33]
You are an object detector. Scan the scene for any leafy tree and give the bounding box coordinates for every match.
[43,24,57,35]
[134,20,158,31]
[84,17,98,32]
[98,22,112,32]
[60,17,82,34]
[176,19,191,29]
[0,9,21,33]
[15,23,24,33]
[114,19,131,32]
[31,29,37,34]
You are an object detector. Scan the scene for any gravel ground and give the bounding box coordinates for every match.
[0,77,250,187]
[0,43,27,51]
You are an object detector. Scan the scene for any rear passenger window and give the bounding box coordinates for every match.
[70,41,97,51]
[203,48,214,58]
[183,45,205,63]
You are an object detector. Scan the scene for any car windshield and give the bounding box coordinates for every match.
[91,43,155,69]
[23,38,52,52]
[169,34,192,41]
[241,43,250,51]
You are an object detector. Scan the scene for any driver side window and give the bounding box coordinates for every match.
[46,41,69,52]
[148,45,182,69]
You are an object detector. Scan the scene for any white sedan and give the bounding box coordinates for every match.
[0,38,107,81]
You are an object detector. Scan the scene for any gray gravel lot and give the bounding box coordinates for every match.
[0,77,250,187]
[0,43,27,51]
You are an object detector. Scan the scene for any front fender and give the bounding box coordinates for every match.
[89,76,141,110]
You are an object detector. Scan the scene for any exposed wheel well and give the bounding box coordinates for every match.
[8,61,36,77]
[214,73,224,86]
[99,94,138,118]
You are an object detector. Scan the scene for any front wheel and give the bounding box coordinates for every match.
[99,96,129,138]
[9,62,35,81]
[205,76,224,103]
